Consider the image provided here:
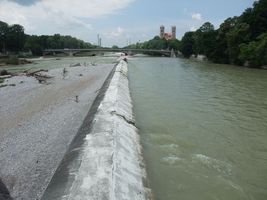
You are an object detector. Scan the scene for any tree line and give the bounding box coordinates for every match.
[124,37,180,50]
[129,0,267,68]
[0,21,94,56]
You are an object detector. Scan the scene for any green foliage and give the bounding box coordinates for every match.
[0,21,25,52]
[167,39,181,51]
[142,36,168,50]
[199,22,215,32]
[125,36,181,56]
[239,33,267,67]
[6,24,26,51]
[240,0,267,39]
[180,32,195,58]
[193,22,217,57]
[0,21,8,53]
[0,21,93,56]
[178,0,267,67]
[24,34,93,55]
[226,22,250,65]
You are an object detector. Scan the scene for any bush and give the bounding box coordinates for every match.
[0,69,8,76]
[6,56,19,65]
[239,33,267,67]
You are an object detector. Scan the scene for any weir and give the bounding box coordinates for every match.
[41,60,151,200]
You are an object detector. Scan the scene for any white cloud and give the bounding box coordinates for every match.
[104,27,125,38]
[190,26,197,31]
[191,13,202,21]
[0,0,134,35]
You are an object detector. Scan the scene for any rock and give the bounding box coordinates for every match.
[244,61,250,67]
[0,70,9,76]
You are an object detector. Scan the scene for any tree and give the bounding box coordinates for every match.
[6,24,25,51]
[167,39,181,51]
[199,22,215,32]
[226,22,250,64]
[180,32,195,58]
[241,0,267,39]
[208,17,239,64]
[112,45,119,49]
[0,21,8,53]
[142,36,168,50]
[24,35,43,55]
[193,22,216,56]
[239,33,267,67]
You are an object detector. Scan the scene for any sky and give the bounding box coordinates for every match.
[0,0,255,47]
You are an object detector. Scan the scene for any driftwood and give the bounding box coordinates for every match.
[0,75,12,79]
[22,69,52,83]
[0,68,53,85]
[91,62,97,66]
[26,69,48,76]
[70,63,82,67]
[33,73,53,83]
[25,69,52,83]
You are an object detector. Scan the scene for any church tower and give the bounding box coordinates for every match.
[171,26,176,39]
[160,25,165,38]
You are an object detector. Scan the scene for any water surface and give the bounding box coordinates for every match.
[1,56,116,73]
[128,57,267,200]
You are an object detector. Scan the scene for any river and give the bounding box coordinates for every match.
[128,57,267,200]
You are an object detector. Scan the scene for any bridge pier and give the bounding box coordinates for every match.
[170,49,176,58]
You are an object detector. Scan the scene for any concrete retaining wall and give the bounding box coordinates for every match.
[42,60,151,200]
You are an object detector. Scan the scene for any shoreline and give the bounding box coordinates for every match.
[42,59,151,199]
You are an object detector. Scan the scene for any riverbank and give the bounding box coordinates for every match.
[187,55,267,70]
[0,62,114,199]
[42,59,151,200]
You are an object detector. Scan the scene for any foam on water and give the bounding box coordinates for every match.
[161,155,182,165]
[192,154,233,176]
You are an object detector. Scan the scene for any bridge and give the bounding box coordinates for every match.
[43,48,176,57]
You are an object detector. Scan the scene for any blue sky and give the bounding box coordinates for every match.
[0,0,255,47]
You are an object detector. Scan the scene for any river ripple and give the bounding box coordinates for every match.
[128,57,267,200]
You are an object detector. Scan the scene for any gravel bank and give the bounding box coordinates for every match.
[0,64,114,199]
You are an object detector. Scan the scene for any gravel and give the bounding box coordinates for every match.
[0,64,114,200]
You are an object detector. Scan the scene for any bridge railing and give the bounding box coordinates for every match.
[43,48,176,57]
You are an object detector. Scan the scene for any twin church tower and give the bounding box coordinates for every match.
[160,25,176,40]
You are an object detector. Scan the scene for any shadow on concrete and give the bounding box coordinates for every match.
[0,178,12,200]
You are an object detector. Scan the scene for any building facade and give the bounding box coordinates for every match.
[159,25,176,40]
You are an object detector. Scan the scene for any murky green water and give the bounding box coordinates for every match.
[128,57,267,200]
[1,56,117,73]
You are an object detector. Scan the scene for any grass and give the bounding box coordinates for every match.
[0,78,4,84]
